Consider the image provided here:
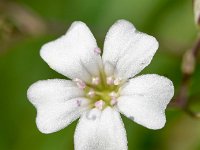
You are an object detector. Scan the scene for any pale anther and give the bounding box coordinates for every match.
[94,47,101,55]
[110,98,118,106]
[87,89,95,98]
[95,100,105,110]
[109,91,118,99]
[106,76,114,85]
[73,78,86,89]
[92,77,100,85]
[114,77,122,85]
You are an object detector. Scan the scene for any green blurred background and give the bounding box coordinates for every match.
[0,0,200,150]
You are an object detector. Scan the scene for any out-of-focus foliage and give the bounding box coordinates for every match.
[0,0,200,150]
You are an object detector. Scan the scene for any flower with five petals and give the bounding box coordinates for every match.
[27,20,174,150]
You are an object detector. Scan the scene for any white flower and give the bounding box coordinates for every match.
[27,20,174,150]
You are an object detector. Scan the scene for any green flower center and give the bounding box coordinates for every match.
[74,72,123,110]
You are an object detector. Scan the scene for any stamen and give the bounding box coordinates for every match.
[92,77,100,85]
[95,100,105,110]
[109,91,118,99]
[106,76,114,85]
[110,98,118,106]
[109,92,118,106]
[73,78,86,89]
[87,89,95,98]
[94,47,101,55]
[114,77,122,85]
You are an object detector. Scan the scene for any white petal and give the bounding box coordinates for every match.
[27,79,89,133]
[117,74,174,129]
[74,107,127,150]
[40,21,102,83]
[102,20,159,79]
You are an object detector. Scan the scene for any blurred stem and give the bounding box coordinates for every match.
[171,1,200,116]
[191,35,200,56]
[184,108,200,118]
[172,36,200,118]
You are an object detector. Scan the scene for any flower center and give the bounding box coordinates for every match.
[73,72,123,110]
